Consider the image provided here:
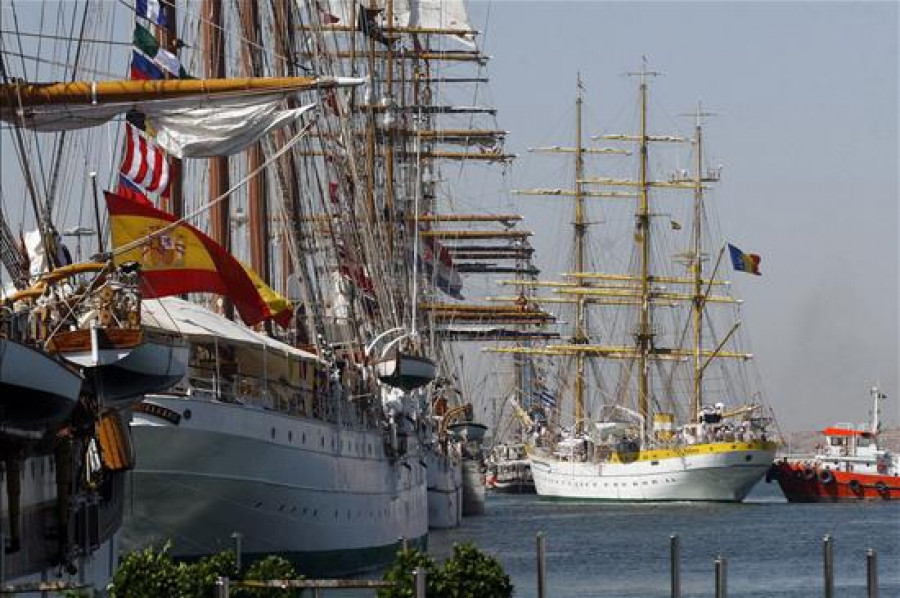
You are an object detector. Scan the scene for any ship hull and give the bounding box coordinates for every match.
[52,329,187,406]
[425,448,462,528]
[124,396,428,576]
[769,461,900,502]
[0,338,82,436]
[530,441,776,502]
[461,458,486,514]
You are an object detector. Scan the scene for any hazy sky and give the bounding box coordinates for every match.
[463,1,898,431]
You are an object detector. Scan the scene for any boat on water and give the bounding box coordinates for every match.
[491,67,778,503]
[768,387,898,502]
[486,443,535,494]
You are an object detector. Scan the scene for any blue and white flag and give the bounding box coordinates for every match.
[136,0,168,27]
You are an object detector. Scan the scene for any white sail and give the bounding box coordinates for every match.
[154,99,316,158]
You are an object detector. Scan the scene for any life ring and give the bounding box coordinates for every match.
[848,479,863,495]
[875,481,889,499]
[803,468,816,482]
[819,469,835,485]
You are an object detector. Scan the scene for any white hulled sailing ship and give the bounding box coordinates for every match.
[493,67,778,502]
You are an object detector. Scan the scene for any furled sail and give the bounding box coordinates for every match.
[0,76,362,132]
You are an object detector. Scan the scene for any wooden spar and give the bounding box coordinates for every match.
[297,50,487,63]
[487,296,641,306]
[419,302,550,314]
[419,230,531,240]
[593,133,688,143]
[363,104,496,115]
[512,188,638,199]
[241,0,269,285]
[292,148,514,161]
[580,177,701,190]
[309,129,506,141]
[528,146,630,155]
[557,288,739,304]
[204,0,233,319]
[156,0,182,218]
[436,330,561,342]
[455,264,540,275]
[411,214,522,223]
[298,24,479,36]
[566,272,728,286]
[0,76,360,108]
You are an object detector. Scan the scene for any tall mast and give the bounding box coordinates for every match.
[573,75,587,435]
[690,104,705,421]
[204,0,233,318]
[157,0,182,218]
[635,62,656,434]
[241,0,269,286]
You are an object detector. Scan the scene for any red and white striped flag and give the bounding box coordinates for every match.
[120,123,170,194]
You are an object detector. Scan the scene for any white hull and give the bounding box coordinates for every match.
[124,395,428,575]
[425,448,462,528]
[530,443,776,502]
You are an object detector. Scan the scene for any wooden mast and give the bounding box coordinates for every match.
[691,108,704,423]
[573,75,587,435]
[157,0,182,218]
[240,0,269,286]
[204,0,233,319]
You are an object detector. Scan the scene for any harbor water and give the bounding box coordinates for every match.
[428,481,900,597]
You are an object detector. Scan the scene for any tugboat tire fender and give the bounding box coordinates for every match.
[849,479,862,494]
[803,468,816,482]
[875,481,889,499]
[819,469,834,484]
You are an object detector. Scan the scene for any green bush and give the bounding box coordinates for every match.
[379,544,512,598]
[439,543,512,598]
[378,548,441,598]
[235,555,303,598]
[108,542,186,598]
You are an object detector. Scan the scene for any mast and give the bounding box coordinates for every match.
[573,75,586,435]
[634,62,657,435]
[157,0,182,218]
[204,0,233,319]
[241,0,269,286]
[690,105,704,422]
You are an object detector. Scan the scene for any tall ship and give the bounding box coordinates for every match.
[768,387,898,502]
[492,66,778,502]
[105,0,541,571]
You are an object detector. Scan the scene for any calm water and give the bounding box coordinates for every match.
[428,482,900,598]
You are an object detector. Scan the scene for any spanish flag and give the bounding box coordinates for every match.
[727,243,761,276]
[105,191,292,327]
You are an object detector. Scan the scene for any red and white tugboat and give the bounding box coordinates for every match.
[768,387,898,501]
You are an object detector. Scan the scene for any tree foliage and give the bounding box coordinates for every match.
[379,543,513,598]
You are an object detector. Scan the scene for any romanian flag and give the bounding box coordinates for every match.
[727,243,761,276]
[105,191,293,327]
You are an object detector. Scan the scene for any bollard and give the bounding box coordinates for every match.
[231,532,243,572]
[536,531,546,598]
[714,556,727,598]
[823,535,834,598]
[670,534,681,598]
[414,566,427,598]
[867,548,878,598]
[215,576,230,598]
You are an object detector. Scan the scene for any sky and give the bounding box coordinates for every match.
[461,1,899,431]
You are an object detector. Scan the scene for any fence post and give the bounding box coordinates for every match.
[823,535,834,598]
[536,531,546,598]
[414,566,427,598]
[714,556,727,598]
[215,576,230,598]
[670,534,680,598]
[231,532,243,572]
[867,548,878,598]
